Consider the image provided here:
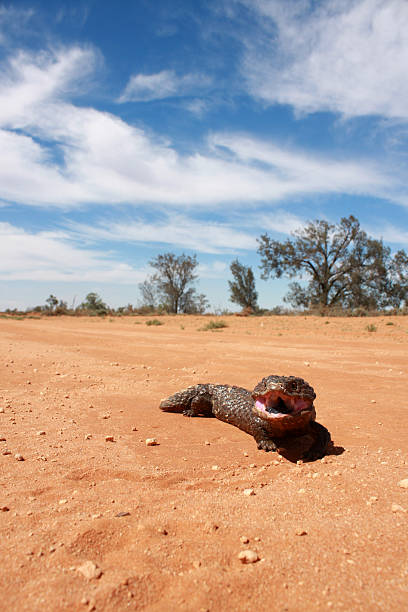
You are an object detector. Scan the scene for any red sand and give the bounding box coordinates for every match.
[1,315,407,611]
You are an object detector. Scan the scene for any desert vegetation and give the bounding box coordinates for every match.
[3,216,407,319]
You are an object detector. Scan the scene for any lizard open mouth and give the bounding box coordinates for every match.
[254,390,313,420]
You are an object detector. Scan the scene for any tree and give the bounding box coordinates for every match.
[80,292,109,314]
[258,215,407,310]
[45,294,58,311]
[139,277,161,310]
[228,259,258,310]
[141,253,208,314]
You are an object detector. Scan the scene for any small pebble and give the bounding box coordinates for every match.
[59,499,68,505]
[391,503,406,513]
[102,414,110,419]
[37,431,46,436]
[132,427,137,431]
[77,561,103,580]
[0,437,6,441]
[238,550,259,564]
[15,453,25,461]
[240,536,250,544]
[158,527,168,535]
[243,488,255,496]
[145,438,158,446]
[1,506,10,512]
[115,511,130,517]
[0,407,4,413]
[105,435,115,442]
[398,479,408,489]
[84,434,92,440]
[295,529,307,536]
[204,440,210,445]
[211,465,219,471]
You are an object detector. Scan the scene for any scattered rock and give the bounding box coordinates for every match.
[59,499,68,505]
[238,550,259,564]
[211,465,219,471]
[240,536,250,544]
[105,435,115,442]
[398,479,408,489]
[0,437,6,441]
[37,431,46,436]
[132,427,137,431]
[84,434,92,440]
[0,407,4,413]
[1,506,10,512]
[15,453,24,461]
[77,561,103,580]
[145,438,158,446]
[295,529,307,536]
[243,488,255,496]
[115,511,130,517]
[391,503,406,513]
[158,527,168,535]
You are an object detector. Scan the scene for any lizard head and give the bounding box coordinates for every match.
[252,375,316,429]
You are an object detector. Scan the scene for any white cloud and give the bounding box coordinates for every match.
[0,44,404,210]
[198,260,229,279]
[68,215,257,254]
[365,222,408,245]
[241,0,408,120]
[117,69,211,102]
[0,6,34,46]
[0,222,147,282]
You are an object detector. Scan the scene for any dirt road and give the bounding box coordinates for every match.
[1,315,407,611]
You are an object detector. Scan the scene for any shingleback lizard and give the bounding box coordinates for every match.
[160,375,331,460]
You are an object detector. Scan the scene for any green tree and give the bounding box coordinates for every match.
[142,253,208,314]
[80,292,108,314]
[45,294,58,311]
[258,215,407,310]
[228,259,258,310]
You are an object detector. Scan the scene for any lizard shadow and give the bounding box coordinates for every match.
[274,436,344,464]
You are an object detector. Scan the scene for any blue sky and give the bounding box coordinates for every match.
[1,0,408,311]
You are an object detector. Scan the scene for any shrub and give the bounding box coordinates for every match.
[199,320,228,331]
[145,319,163,326]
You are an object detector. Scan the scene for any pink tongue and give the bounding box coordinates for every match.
[255,399,284,417]
[255,399,267,411]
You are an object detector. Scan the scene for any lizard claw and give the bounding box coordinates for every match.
[256,439,278,452]
[182,409,195,417]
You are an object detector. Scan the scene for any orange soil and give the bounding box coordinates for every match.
[0,314,407,611]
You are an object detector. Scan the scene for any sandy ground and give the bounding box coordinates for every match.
[0,314,407,611]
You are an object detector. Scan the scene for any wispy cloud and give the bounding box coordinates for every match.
[0,6,34,46]
[240,0,408,120]
[0,222,147,282]
[117,69,211,102]
[365,222,408,245]
[0,43,405,211]
[68,214,257,254]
